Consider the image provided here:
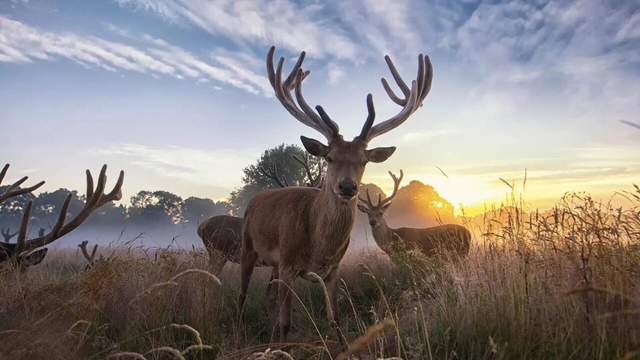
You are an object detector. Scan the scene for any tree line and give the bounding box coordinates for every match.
[1,144,453,237]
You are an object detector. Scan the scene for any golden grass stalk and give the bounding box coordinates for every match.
[169,268,222,286]
[181,344,215,356]
[128,280,178,306]
[306,271,348,348]
[168,323,203,346]
[107,352,147,360]
[144,346,185,360]
[336,318,395,360]
[270,278,332,359]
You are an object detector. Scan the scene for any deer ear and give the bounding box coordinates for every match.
[381,202,392,211]
[366,146,396,163]
[20,248,48,267]
[357,203,369,213]
[300,136,329,157]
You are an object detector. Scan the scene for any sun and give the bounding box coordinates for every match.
[418,175,506,216]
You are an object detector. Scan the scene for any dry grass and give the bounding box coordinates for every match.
[1,186,639,359]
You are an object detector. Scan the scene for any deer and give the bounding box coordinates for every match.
[239,46,433,342]
[0,164,124,269]
[197,153,324,275]
[358,170,471,260]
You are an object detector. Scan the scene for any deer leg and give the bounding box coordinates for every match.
[276,266,296,343]
[266,267,279,311]
[238,249,257,314]
[324,268,347,348]
[208,248,226,276]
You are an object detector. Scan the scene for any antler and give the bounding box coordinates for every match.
[78,240,98,268]
[359,170,404,209]
[0,165,124,262]
[357,54,432,142]
[258,164,288,188]
[292,154,323,188]
[266,46,340,141]
[1,228,17,242]
[0,164,45,203]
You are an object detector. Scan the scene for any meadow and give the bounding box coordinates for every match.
[1,187,639,360]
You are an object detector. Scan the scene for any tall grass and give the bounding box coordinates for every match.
[1,186,639,359]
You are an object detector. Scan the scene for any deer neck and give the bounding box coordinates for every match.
[371,217,394,253]
[311,185,356,260]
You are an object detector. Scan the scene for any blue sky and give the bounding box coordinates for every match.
[1,0,639,213]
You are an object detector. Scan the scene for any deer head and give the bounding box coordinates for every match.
[358,170,404,228]
[267,47,431,202]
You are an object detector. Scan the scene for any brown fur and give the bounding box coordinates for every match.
[197,215,243,265]
[374,223,471,258]
[243,46,433,343]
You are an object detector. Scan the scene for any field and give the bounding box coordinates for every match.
[1,188,639,360]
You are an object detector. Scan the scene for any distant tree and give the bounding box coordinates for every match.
[182,197,230,225]
[129,190,184,226]
[229,144,324,215]
[0,185,36,229]
[86,202,127,227]
[386,180,454,227]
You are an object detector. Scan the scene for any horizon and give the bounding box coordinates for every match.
[2,0,639,216]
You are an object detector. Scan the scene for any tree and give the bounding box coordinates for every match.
[386,180,454,227]
[129,190,184,226]
[229,144,324,215]
[182,197,230,225]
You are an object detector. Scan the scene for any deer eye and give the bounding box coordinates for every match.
[326,156,333,163]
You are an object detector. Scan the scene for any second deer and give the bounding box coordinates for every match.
[358,170,471,259]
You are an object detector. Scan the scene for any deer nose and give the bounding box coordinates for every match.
[338,180,358,198]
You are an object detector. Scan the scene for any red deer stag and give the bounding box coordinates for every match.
[358,170,470,259]
[197,153,323,274]
[239,46,433,341]
[0,164,124,269]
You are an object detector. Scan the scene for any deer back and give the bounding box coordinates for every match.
[197,215,243,263]
[394,224,470,258]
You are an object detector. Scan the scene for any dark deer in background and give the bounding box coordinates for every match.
[358,170,470,259]
[0,164,124,269]
[197,154,323,274]
[239,46,433,341]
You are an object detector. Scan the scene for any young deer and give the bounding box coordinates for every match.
[358,170,471,259]
[240,46,433,341]
[0,164,124,269]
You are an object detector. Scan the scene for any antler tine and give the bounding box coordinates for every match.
[379,170,404,207]
[356,94,375,141]
[22,166,123,251]
[0,169,45,203]
[16,201,32,253]
[266,46,339,141]
[362,53,433,142]
[0,164,8,185]
[79,240,98,265]
[1,228,17,242]
[358,188,376,209]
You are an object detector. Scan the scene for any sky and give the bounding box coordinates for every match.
[1,0,639,215]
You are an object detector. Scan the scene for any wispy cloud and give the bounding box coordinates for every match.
[115,0,360,60]
[0,15,271,95]
[114,0,431,61]
[97,143,255,188]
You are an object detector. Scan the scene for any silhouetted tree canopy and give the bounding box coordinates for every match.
[182,197,229,225]
[229,143,324,215]
[386,180,454,226]
[129,190,184,225]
